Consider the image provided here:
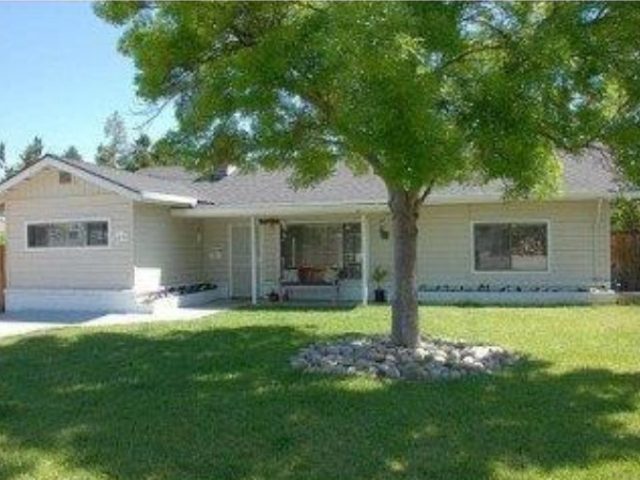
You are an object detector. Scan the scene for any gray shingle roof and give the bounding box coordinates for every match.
[136,165,201,183]
[54,156,205,200]
[50,148,623,208]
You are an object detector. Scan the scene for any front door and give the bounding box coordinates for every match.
[231,225,253,298]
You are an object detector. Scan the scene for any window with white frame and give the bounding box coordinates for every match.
[473,222,548,272]
[27,220,109,248]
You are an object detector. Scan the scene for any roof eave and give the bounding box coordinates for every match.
[171,202,388,218]
[139,191,198,207]
[0,156,199,207]
[171,191,621,218]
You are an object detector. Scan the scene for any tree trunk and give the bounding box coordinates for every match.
[388,187,421,348]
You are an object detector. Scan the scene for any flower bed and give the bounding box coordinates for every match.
[137,283,221,312]
[417,284,615,305]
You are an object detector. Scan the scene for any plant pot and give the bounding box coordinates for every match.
[374,288,386,303]
[268,291,280,302]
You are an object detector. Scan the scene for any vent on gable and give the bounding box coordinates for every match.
[59,171,72,185]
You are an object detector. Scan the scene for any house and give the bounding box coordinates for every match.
[0,151,624,312]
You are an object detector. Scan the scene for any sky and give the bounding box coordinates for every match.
[0,1,175,168]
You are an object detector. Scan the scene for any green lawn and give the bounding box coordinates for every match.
[1,305,640,480]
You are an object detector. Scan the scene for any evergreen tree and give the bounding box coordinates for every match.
[20,136,43,169]
[61,145,83,162]
[0,142,6,176]
[95,111,128,168]
[126,134,154,171]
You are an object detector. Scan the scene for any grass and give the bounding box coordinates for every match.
[1,305,640,480]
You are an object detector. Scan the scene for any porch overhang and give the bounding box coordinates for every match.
[170,202,389,218]
[171,191,626,219]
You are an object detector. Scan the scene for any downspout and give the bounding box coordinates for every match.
[593,198,604,285]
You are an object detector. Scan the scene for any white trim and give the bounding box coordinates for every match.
[276,221,282,289]
[139,191,197,207]
[172,203,388,218]
[5,288,144,313]
[0,157,141,201]
[470,219,551,274]
[418,289,616,306]
[281,217,362,225]
[170,192,630,219]
[227,223,233,298]
[593,198,604,282]
[259,222,264,296]
[361,214,369,305]
[0,156,197,207]
[24,217,112,251]
[250,216,258,305]
[427,191,625,205]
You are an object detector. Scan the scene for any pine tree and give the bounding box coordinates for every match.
[61,146,83,161]
[95,111,128,168]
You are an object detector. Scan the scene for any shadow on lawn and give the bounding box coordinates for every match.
[0,325,639,479]
[236,302,360,312]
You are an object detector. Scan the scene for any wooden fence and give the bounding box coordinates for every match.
[612,232,640,291]
[0,245,4,311]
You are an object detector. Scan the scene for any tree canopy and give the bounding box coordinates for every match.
[96,1,640,346]
[96,2,640,191]
[62,145,83,162]
[19,136,44,170]
[95,111,129,169]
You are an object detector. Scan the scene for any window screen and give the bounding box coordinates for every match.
[474,223,547,272]
[27,221,109,248]
[281,223,361,280]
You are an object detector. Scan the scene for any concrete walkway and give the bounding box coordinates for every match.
[0,301,241,340]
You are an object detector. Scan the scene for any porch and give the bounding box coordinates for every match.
[172,206,391,306]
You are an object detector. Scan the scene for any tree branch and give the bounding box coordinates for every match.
[418,180,435,205]
[437,43,507,71]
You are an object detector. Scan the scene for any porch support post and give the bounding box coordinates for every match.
[251,216,258,305]
[361,214,369,305]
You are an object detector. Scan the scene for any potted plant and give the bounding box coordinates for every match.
[372,266,388,303]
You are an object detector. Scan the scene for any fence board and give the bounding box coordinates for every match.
[612,233,640,291]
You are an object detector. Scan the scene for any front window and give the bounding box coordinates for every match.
[281,223,361,283]
[27,220,109,248]
[474,222,548,272]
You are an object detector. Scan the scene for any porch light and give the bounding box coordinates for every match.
[379,219,389,240]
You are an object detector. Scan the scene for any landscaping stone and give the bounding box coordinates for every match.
[290,336,518,381]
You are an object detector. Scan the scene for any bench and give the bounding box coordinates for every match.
[280,281,340,304]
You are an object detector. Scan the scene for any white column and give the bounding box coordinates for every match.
[251,216,258,305]
[361,214,369,305]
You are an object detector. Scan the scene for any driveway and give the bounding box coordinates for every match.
[0,302,240,340]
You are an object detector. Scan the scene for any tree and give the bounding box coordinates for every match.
[20,136,44,169]
[96,2,640,347]
[0,142,6,176]
[95,111,128,168]
[61,145,83,162]
[126,133,154,171]
[612,198,640,233]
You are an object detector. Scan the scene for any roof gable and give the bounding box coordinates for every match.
[0,155,198,206]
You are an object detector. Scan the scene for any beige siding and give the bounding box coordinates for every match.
[202,219,232,295]
[416,200,610,288]
[368,212,394,291]
[4,168,134,289]
[200,202,610,300]
[133,204,204,292]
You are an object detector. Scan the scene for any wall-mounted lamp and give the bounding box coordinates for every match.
[379,219,389,240]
